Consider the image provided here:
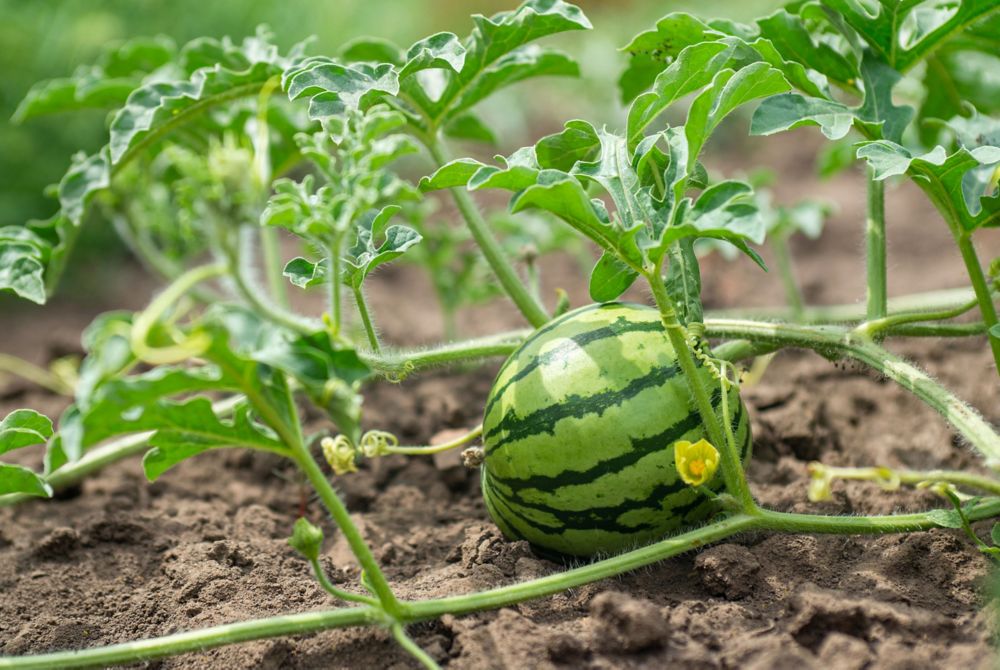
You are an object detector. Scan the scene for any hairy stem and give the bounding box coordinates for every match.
[391,624,442,670]
[866,169,888,321]
[387,425,483,455]
[425,140,549,328]
[10,498,1000,669]
[646,268,757,513]
[705,318,1000,463]
[225,228,317,335]
[955,233,1000,374]
[259,226,290,309]
[0,354,73,396]
[770,235,804,319]
[352,285,381,352]
[309,557,378,606]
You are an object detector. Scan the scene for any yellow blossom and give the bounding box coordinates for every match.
[674,438,720,487]
[321,435,358,475]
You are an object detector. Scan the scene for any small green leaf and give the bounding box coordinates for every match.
[289,517,324,561]
[664,239,703,326]
[0,230,47,304]
[339,37,403,65]
[142,403,284,481]
[589,252,639,302]
[751,93,855,139]
[443,113,497,145]
[283,258,328,289]
[343,206,423,287]
[990,324,1000,340]
[0,409,54,456]
[857,140,1000,231]
[399,32,466,78]
[535,119,601,172]
[0,464,52,498]
[926,507,965,529]
[419,159,483,192]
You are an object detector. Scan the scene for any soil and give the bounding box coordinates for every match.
[3,128,1000,669]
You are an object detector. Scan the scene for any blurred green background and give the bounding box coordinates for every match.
[0,0,781,270]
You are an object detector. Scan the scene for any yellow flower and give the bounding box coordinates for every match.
[674,438,720,487]
[321,435,358,475]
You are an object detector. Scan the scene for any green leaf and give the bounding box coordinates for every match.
[0,464,52,498]
[443,113,498,145]
[284,61,400,119]
[0,227,48,304]
[410,0,591,124]
[589,252,639,302]
[535,119,601,171]
[926,507,965,529]
[618,13,721,104]
[343,206,423,288]
[419,159,484,192]
[399,32,467,78]
[664,239,704,326]
[0,410,54,456]
[283,257,328,289]
[13,36,176,122]
[751,93,856,139]
[468,147,542,191]
[990,324,1000,340]
[854,53,914,143]
[289,517,324,561]
[340,37,404,65]
[626,41,738,148]
[856,140,1000,231]
[511,172,642,266]
[991,521,1000,546]
[141,402,286,481]
[821,0,1000,72]
[685,62,791,163]
[755,8,857,88]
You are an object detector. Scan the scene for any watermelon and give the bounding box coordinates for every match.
[481,302,752,558]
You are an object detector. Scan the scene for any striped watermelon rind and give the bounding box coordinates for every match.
[481,302,752,558]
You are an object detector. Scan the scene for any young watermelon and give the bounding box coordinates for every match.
[481,302,752,558]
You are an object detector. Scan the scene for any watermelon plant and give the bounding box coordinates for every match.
[2,0,1000,667]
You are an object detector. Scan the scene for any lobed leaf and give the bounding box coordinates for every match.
[0,410,54,456]
[857,140,1000,231]
[0,464,52,498]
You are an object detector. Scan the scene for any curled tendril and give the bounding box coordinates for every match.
[359,430,398,458]
[807,463,834,502]
[321,435,358,475]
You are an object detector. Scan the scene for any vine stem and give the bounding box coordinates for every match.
[259,227,290,309]
[0,354,73,396]
[362,330,531,378]
[854,295,981,338]
[352,285,381,352]
[645,267,757,513]
[387,425,483,455]
[131,264,227,364]
[770,234,804,319]
[425,139,549,328]
[287,434,401,616]
[391,624,442,670]
[225,227,318,335]
[816,465,1000,497]
[9,499,1000,669]
[866,168,888,321]
[308,557,378,606]
[705,318,1000,463]
[955,233,1000,374]
[0,396,244,508]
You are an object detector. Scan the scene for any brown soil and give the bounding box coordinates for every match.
[3,129,1000,669]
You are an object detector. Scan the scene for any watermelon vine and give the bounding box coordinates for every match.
[2,1,1000,668]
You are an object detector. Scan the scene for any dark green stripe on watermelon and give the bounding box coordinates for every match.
[480,302,753,558]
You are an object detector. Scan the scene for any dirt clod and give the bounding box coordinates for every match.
[589,591,669,653]
[695,543,761,599]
